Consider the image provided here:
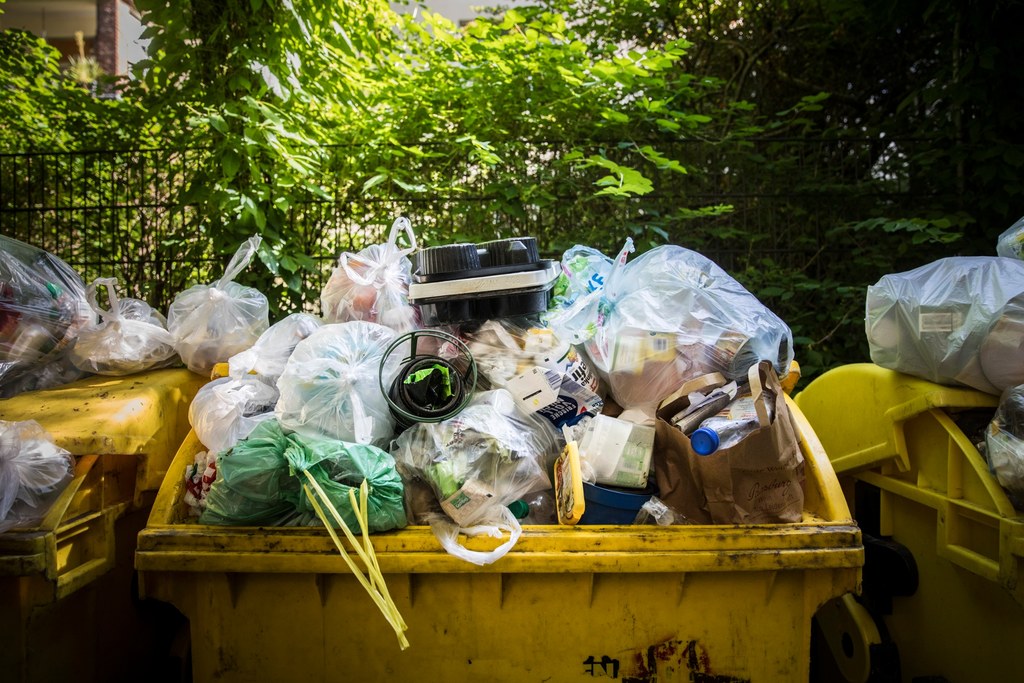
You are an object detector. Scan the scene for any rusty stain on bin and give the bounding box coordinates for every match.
[622,638,750,683]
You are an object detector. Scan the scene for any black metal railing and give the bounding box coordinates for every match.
[0,138,936,314]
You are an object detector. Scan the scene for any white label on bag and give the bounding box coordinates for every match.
[918,311,961,333]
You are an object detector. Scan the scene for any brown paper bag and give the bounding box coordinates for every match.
[656,361,804,524]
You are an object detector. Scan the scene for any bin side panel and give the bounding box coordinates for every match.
[148,567,857,683]
[881,494,1024,681]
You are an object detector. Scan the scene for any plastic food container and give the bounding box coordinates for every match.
[408,238,560,325]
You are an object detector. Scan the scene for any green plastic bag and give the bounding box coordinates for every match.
[200,420,407,531]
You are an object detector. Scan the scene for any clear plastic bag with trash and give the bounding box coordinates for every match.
[320,217,419,333]
[227,312,322,385]
[391,389,557,564]
[544,244,615,345]
[983,384,1024,508]
[167,236,270,375]
[0,235,95,395]
[275,321,402,447]
[189,376,279,456]
[548,239,793,414]
[461,319,604,433]
[0,419,75,532]
[996,215,1024,260]
[866,256,1024,395]
[69,277,178,375]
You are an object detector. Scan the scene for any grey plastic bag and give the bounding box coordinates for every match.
[866,256,1024,395]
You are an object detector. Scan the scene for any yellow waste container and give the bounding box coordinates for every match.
[0,368,207,683]
[796,363,1024,682]
[136,394,862,683]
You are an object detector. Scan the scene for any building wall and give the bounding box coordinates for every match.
[1,0,146,75]
[390,0,530,26]
[1,1,528,74]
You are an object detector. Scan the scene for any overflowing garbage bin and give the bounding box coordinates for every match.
[136,396,860,683]
[0,368,206,682]
[796,363,1024,682]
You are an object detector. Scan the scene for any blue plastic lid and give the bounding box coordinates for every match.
[690,427,720,455]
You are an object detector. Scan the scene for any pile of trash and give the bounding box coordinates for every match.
[170,219,806,564]
[0,224,807,650]
[0,225,810,552]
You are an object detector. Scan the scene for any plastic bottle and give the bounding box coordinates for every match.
[689,393,774,456]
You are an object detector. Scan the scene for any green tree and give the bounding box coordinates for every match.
[131,0,746,311]
[0,29,145,151]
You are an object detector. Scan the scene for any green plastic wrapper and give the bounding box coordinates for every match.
[200,419,407,532]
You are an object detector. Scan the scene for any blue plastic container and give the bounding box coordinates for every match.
[580,481,657,525]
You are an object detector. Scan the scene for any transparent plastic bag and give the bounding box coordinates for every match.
[552,239,793,413]
[983,384,1024,506]
[0,419,75,532]
[544,243,619,345]
[425,506,522,566]
[0,349,90,399]
[275,321,401,447]
[167,236,269,375]
[391,389,557,529]
[227,312,322,384]
[0,235,95,395]
[462,319,604,431]
[866,256,1024,394]
[189,376,279,455]
[69,277,178,375]
[320,217,419,333]
[996,215,1024,260]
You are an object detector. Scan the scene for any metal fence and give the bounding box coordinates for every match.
[0,137,934,315]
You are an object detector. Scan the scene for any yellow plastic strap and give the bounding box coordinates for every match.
[302,472,409,649]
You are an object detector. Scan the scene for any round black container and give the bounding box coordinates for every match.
[415,243,481,278]
[388,356,466,428]
[379,330,478,428]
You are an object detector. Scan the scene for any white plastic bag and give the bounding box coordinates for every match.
[69,278,177,375]
[866,256,1024,394]
[189,376,279,455]
[0,420,75,532]
[425,506,523,566]
[320,217,418,333]
[167,236,269,375]
[227,313,322,384]
[275,321,401,447]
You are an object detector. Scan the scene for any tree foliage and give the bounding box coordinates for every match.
[0,29,145,151]
[2,0,1021,384]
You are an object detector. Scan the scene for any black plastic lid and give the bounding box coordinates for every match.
[478,238,539,268]
[415,243,481,277]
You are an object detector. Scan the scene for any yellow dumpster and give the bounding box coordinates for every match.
[0,368,206,683]
[796,363,1024,682]
[136,394,862,683]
